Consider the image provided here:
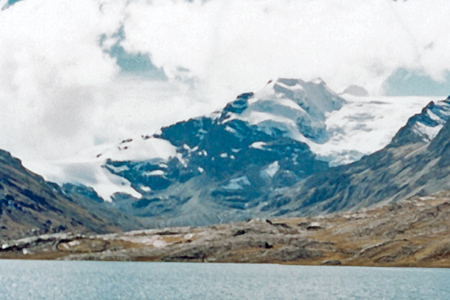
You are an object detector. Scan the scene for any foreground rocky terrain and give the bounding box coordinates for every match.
[1,191,449,268]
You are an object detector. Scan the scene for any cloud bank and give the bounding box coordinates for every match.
[121,0,450,97]
[0,0,449,163]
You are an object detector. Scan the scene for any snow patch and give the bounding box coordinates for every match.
[310,95,437,166]
[223,176,251,190]
[225,126,236,133]
[427,110,442,122]
[250,141,266,149]
[141,186,151,192]
[106,165,129,173]
[25,159,142,202]
[261,161,279,178]
[143,170,165,176]
[409,100,450,142]
[413,123,443,142]
[176,153,188,168]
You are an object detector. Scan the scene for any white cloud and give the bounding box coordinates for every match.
[0,0,120,160]
[121,0,450,97]
[91,76,215,144]
[0,0,450,164]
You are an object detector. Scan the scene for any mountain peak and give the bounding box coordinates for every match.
[230,77,346,143]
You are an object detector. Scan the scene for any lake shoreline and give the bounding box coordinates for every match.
[0,257,450,269]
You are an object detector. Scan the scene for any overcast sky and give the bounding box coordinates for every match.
[0,0,449,162]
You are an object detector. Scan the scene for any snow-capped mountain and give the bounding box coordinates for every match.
[24,78,439,226]
[95,79,339,224]
[28,78,344,200]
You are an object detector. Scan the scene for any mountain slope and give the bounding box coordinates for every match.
[273,97,450,216]
[0,149,137,240]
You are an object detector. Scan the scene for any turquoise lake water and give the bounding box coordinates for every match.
[0,260,448,299]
